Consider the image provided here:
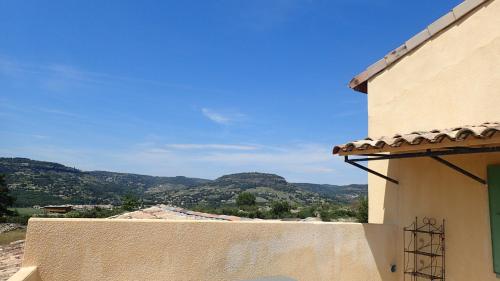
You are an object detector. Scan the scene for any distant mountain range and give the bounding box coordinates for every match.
[0,157,367,207]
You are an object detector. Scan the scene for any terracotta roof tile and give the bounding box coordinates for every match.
[333,122,500,154]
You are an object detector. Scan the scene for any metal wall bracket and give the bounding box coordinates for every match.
[343,146,497,185]
[344,156,399,184]
[430,155,486,185]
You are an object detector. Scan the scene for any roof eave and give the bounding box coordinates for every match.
[347,0,491,94]
[333,122,500,156]
[349,79,368,94]
[335,136,500,156]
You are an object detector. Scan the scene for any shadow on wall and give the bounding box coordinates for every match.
[384,158,402,280]
[362,223,398,281]
[382,153,500,280]
[381,157,448,279]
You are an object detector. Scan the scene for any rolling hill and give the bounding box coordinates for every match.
[0,157,367,207]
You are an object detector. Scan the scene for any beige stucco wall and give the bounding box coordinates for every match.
[368,153,500,280]
[365,1,500,280]
[367,0,500,137]
[17,218,397,281]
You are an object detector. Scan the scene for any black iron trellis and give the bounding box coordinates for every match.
[404,217,445,281]
[343,146,500,185]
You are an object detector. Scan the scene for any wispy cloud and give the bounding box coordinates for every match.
[166,143,258,151]
[0,141,366,184]
[201,108,230,124]
[201,108,246,125]
[118,142,365,183]
[2,131,51,140]
[30,134,50,140]
[0,101,82,119]
[38,108,81,118]
[196,143,334,173]
[0,56,228,95]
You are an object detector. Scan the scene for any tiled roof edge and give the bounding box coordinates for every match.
[349,0,491,94]
[333,122,500,154]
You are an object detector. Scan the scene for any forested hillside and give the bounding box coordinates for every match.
[0,157,367,208]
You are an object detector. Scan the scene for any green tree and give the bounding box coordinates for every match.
[271,200,291,218]
[356,196,368,223]
[121,194,140,211]
[236,192,256,207]
[297,206,316,219]
[319,210,332,222]
[0,174,15,217]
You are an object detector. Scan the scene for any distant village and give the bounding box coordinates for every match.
[36,204,114,214]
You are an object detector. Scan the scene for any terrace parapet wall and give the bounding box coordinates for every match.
[10,218,397,281]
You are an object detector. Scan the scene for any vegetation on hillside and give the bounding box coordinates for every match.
[121,194,141,211]
[193,193,368,222]
[236,192,256,207]
[0,157,210,207]
[294,183,368,204]
[355,196,369,223]
[0,157,369,222]
[1,158,367,209]
[0,174,15,217]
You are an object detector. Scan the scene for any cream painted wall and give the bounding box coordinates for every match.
[365,0,500,280]
[369,153,500,280]
[367,0,500,138]
[17,219,397,281]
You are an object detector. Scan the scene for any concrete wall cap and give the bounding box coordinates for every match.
[365,59,387,79]
[384,44,408,65]
[7,267,40,281]
[405,29,431,52]
[453,0,487,19]
[428,12,457,36]
[27,217,362,225]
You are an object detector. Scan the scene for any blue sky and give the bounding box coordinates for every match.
[0,0,461,184]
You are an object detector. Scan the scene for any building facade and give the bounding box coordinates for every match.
[335,0,500,279]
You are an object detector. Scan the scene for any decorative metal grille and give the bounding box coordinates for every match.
[404,217,445,280]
